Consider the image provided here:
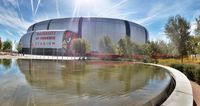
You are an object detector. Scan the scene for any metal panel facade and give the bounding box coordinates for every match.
[49,18,79,33]
[82,18,126,51]
[34,20,50,31]
[21,32,33,48]
[21,17,148,55]
[129,22,146,44]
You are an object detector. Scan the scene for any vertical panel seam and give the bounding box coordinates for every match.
[78,17,83,38]
[47,20,52,30]
[124,20,131,37]
[144,27,148,43]
[32,24,35,31]
[30,32,34,54]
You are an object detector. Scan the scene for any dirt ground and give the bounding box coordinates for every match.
[191,81,200,106]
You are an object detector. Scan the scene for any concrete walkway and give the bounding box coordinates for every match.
[191,81,200,106]
[0,54,87,60]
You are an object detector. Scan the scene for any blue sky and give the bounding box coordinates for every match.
[0,0,200,44]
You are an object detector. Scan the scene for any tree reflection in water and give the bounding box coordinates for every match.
[0,59,12,70]
[15,59,171,106]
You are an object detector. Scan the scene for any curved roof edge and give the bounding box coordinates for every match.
[28,17,147,31]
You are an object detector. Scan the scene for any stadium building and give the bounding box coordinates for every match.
[20,17,148,56]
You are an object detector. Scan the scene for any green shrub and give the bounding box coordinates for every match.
[170,64,184,72]
[184,65,195,81]
[195,68,200,84]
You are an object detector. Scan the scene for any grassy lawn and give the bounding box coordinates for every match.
[158,58,200,65]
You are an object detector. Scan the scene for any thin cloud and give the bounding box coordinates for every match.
[5,30,17,39]
[30,0,34,16]
[2,0,18,7]
[97,0,127,16]
[16,0,24,22]
[34,0,41,15]
[70,0,132,19]
[56,0,60,17]
[0,5,32,36]
[136,0,194,25]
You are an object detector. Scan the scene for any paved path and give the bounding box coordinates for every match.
[0,55,87,60]
[190,81,200,106]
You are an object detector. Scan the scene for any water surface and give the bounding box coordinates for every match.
[0,59,171,106]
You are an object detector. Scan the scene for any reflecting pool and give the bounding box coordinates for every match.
[0,59,172,106]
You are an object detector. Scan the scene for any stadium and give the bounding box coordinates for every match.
[20,17,149,56]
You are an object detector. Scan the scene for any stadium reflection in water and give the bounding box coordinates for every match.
[0,59,172,106]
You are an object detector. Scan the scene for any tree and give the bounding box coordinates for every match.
[2,59,12,69]
[99,36,115,53]
[155,40,168,54]
[154,40,179,57]
[16,42,22,53]
[195,16,200,36]
[132,42,145,55]
[73,38,90,56]
[0,37,2,50]
[2,39,12,52]
[143,41,161,62]
[165,15,190,63]
[188,16,200,59]
[167,42,179,57]
[194,16,200,55]
[117,36,133,58]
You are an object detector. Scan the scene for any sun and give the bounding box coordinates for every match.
[76,0,94,5]
[72,0,119,17]
[73,0,97,17]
